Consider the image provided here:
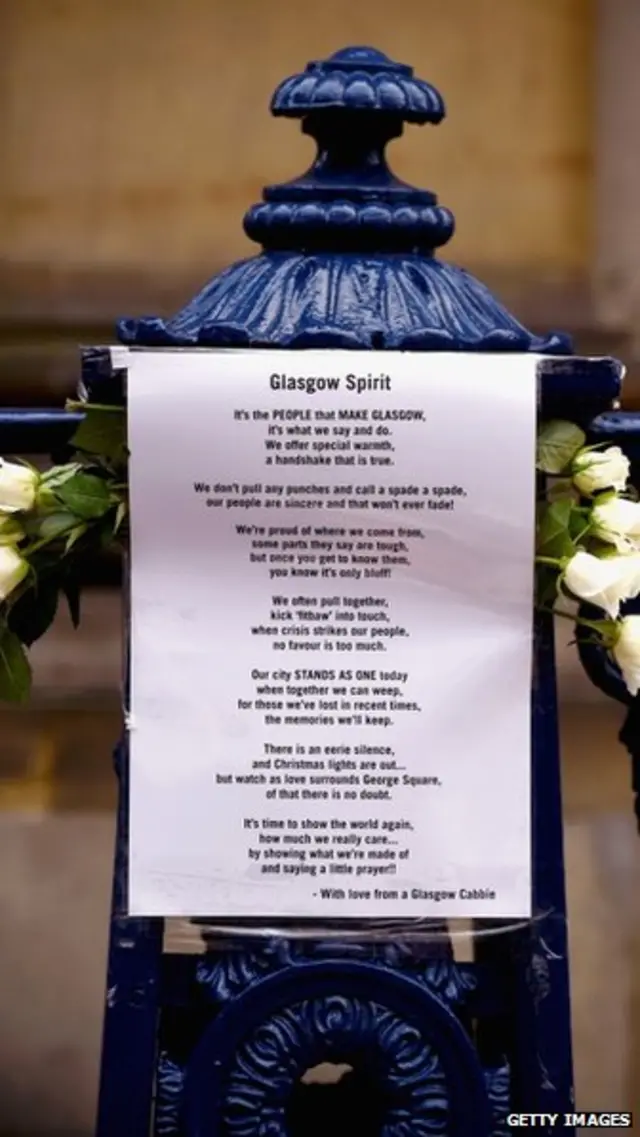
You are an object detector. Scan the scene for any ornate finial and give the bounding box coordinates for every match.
[271,46,445,123]
[244,45,452,254]
[117,46,572,353]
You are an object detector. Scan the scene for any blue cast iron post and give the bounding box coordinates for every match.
[87,47,626,1137]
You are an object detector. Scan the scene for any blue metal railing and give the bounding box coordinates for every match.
[0,407,83,455]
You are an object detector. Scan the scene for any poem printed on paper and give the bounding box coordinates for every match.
[126,350,537,918]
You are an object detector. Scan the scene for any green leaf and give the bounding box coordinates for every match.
[546,478,576,504]
[536,499,576,559]
[36,511,78,542]
[536,566,561,610]
[71,408,126,464]
[114,500,127,534]
[7,580,59,647]
[55,472,112,520]
[61,577,81,629]
[99,517,119,549]
[40,463,82,489]
[37,464,83,511]
[0,629,32,703]
[65,523,90,553]
[537,420,587,475]
[568,507,592,543]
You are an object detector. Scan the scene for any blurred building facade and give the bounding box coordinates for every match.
[0,0,638,398]
[4,6,640,1132]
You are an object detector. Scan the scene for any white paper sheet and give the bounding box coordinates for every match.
[126,349,537,918]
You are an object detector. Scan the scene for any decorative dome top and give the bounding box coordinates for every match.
[118,45,572,354]
[271,46,445,123]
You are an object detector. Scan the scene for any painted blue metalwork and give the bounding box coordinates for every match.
[78,43,630,1137]
[184,962,492,1136]
[95,741,164,1137]
[118,47,570,356]
[192,938,477,1006]
[0,409,82,454]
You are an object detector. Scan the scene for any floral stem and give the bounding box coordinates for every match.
[535,556,563,568]
[66,401,124,413]
[537,605,581,624]
[537,604,618,636]
[575,616,615,633]
[538,606,573,622]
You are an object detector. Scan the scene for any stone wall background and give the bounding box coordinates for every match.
[0,0,599,401]
[4,2,640,402]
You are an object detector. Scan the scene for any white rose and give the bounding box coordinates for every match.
[0,515,24,546]
[613,615,640,696]
[563,550,640,618]
[591,497,640,552]
[0,460,38,513]
[572,446,630,496]
[0,545,29,601]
